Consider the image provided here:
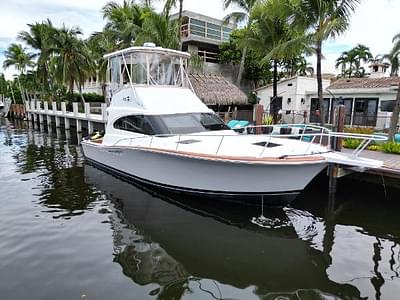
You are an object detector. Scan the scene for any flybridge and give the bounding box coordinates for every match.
[104,44,191,93]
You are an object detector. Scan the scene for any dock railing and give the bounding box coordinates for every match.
[25,100,108,123]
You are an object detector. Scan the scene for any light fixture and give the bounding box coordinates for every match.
[287,98,291,104]
[301,98,305,104]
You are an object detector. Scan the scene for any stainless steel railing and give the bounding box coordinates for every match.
[109,124,387,159]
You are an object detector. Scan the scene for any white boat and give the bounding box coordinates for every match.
[81,44,385,206]
[0,97,11,117]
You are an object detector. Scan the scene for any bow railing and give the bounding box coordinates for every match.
[109,124,387,159]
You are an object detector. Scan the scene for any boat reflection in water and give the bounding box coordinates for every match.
[84,164,363,299]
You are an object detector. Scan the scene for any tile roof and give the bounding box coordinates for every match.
[328,77,400,89]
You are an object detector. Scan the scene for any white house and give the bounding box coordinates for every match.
[255,76,331,124]
[255,63,400,129]
[320,76,400,129]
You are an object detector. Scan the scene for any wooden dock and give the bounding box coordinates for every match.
[18,100,107,134]
[340,148,400,181]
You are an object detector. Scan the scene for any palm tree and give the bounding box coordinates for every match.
[51,26,94,104]
[352,44,372,75]
[102,0,151,49]
[223,0,257,86]
[293,0,360,125]
[163,0,184,25]
[135,12,180,49]
[87,31,115,101]
[387,33,400,76]
[294,56,314,76]
[3,43,35,74]
[3,43,35,103]
[18,19,56,92]
[248,0,304,111]
[387,33,400,141]
[335,51,349,77]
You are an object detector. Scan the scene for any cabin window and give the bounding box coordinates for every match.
[114,115,155,135]
[159,113,229,134]
[113,113,229,135]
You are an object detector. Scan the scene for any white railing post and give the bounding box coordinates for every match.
[73,103,79,117]
[35,100,41,112]
[52,101,57,115]
[44,101,48,113]
[61,102,67,116]
[84,103,90,119]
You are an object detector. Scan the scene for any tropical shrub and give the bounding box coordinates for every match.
[367,144,382,152]
[343,138,361,149]
[263,115,274,125]
[344,127,374,134]
[382,142,400,154]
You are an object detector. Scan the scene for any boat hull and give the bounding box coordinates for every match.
[82,142,327,206]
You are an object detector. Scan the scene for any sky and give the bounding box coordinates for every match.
[0,0,399,79]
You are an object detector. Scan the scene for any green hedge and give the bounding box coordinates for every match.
[64,92,104,103]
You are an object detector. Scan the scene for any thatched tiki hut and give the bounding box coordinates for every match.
[189,74,253,122]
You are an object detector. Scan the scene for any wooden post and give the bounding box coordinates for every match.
[328,105,346,199]
[254,104,264,134]
[332,105,346,152]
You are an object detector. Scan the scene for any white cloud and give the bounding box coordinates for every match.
[316,0,400,74]
[0,0,399,79]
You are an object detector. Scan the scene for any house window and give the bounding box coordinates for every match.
[353,98,378,126]
[381,100,395,112]
[207,23,221,40]
[190,19,206,37]
[114,115,155,135]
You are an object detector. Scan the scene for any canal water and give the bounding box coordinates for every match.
[1,119,400,300]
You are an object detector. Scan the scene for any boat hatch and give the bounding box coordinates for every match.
[252,141,281,148]
[176,139,201,144]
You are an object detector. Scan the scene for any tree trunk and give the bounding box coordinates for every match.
[236,46,247,87]
[388,84,400,141]
[272,59,278,122]
[17,76,26,104]
[78,84,86,107]
[316,41,325,126]
[273,59,278,99]
[178,0,184,49]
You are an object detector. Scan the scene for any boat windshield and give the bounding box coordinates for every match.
[108,51,188,91]
[113,113,230,135]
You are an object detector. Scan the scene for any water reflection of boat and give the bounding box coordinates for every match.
[84,164,363,298]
